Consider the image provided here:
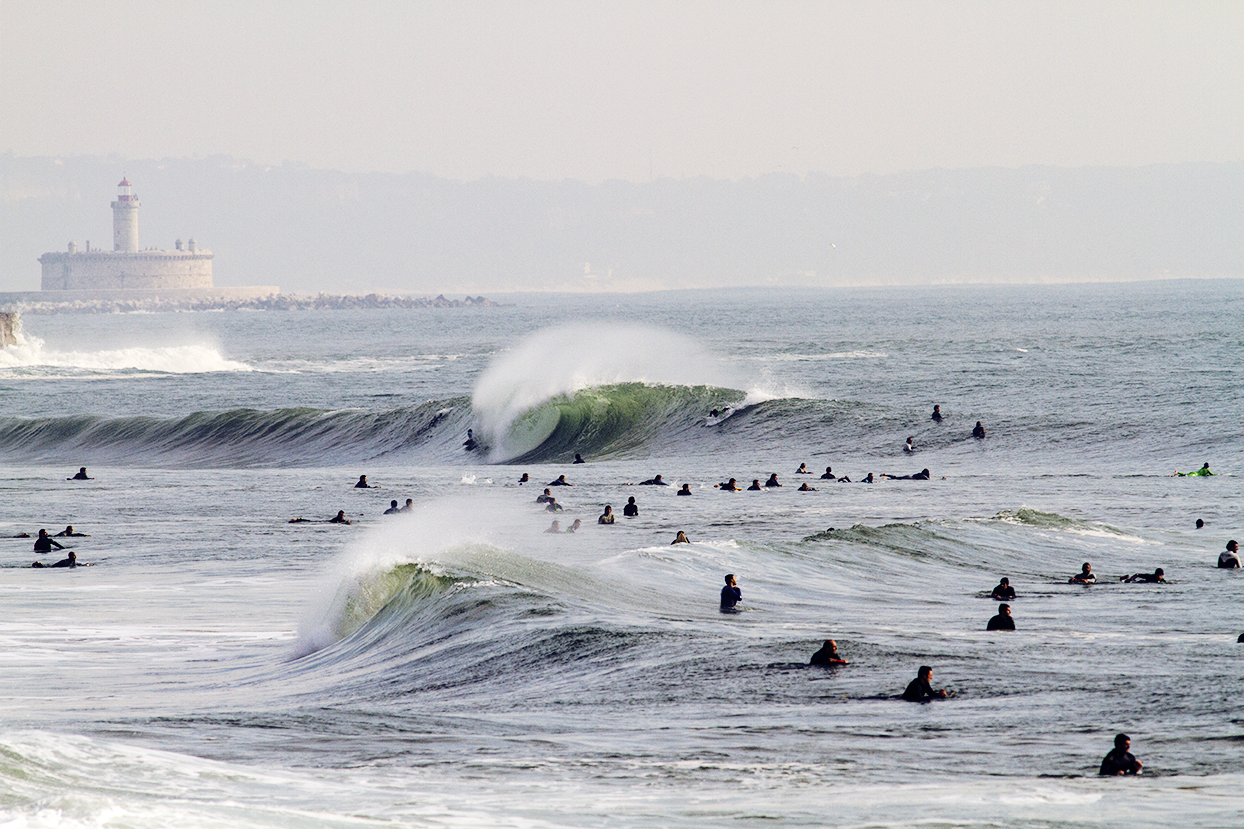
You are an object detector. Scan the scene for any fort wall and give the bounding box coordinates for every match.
[39,250,215,291]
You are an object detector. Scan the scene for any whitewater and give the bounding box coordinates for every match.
[0,282,1242,828]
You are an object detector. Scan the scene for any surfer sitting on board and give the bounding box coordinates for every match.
[902,666,947,702]
[354,475,373,489]
[1069,562,1095,584]
[820,467,836,480]
[990,578,1016,600]
[623,497,638,517]
[720,574,741,611]
[677,484,692,496]
[33,530,64,554]
[1219,540,1240,569]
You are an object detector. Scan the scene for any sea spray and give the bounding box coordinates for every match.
[470,324,743,461]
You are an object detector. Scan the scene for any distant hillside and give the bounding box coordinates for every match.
[2,153,1241,294]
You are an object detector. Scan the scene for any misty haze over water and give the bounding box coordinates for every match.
[3,154,1241,296]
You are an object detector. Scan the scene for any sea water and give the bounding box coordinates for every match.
[0,281,1242,828]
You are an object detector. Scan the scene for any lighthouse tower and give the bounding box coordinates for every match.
[111,177,140,252]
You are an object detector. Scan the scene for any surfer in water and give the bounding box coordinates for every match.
[720,574,741,612]
[1121,568,1166,583]
[566,519,582,533]
[797,482,817,491]
[747,479,763,491]
[354,475,373,489]
[931,405,942,423]
[972,421,986,439]
[545,519,561,533]
[1069,562,1095,584]
[796,463,810,474]
[990,578,1016,600]
[32,551,84,568]
[820,466,836,480]
[598,505,615,524]
[1219,540,1240,569]
[638,475,668,486]
[718,478,740,491]
[33,529,64,554]
[765,474,782,488]
[810,639,847,666]
[672,531,690,544]
[548,475,572,486]
[384,500,401,515]
[544,497,563,513]
[329,511,351,524]
[463,429,477,451]
[881,469,931,480]
[1176,462,1214,477]
[536,488,553,503]
[902,666,947,702]
[1099,734,1142,776]
[69,467,93,480]
[573,453,585,464]
[54,525,88,537]
[986,603,1015,630]
[400,498,413,512]
[623,496,639,517]
[677,484,692,496]
[903,437,915,453]
[518,473,529,484]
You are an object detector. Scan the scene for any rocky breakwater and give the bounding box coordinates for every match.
[6,293,503,316]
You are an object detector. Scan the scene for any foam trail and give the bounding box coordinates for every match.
[0,332,251,373]
[471,323,742,460]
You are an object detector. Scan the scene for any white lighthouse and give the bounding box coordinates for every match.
[111,177,140,252]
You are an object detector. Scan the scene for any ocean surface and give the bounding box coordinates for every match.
[0,281,1241,828]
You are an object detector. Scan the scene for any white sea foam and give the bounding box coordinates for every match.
[0,333,251,374]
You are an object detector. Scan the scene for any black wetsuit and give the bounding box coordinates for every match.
[72,471,90,480]
[1219,552,1241,569]
[1124,573,1165,583]
[677,488,692,496]
[932,411,942,422]
[973,424,986,438]
[623,503,639,517]
[1099,749,1141,776]
[549,478,571,486]
[991,585,1016,600]
[638,478,667,486]
[902,677,940,702]
[720,585,741,611]
[747,482,763,491]
[810,647,845,666]
[765,476,781,488]
[33,536,63,553]
[536,493,552,503]
[986,614,1015,631]
[719,481,740,491]
[820,470,836,480]
[49,557,76,568]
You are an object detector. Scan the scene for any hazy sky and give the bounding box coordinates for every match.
[3,1,1242,183]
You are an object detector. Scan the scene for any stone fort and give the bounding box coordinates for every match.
[34,179,275,298]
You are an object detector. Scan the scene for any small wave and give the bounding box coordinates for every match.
[988,507,1129,536]
[0,402,468,466]
[754,351,887,362]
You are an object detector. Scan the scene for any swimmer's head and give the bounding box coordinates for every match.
[390,500,398,508]
[724,573,735,585]
[38,529,48,537]
[1114,733,1130,750]
[67,551,76,561]
[998,603,1011,614]
[918,665,932,679]
[1196,518,1204,529]
[627,496,635,504]
[1228,540,1238,552]
[1081,562,1092,572]
[1155,568,1164,577]
[999,578,1009,586]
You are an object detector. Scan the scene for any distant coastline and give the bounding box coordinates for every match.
[0,292,502,316]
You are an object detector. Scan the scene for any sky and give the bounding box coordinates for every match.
[2,0,1243,183]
